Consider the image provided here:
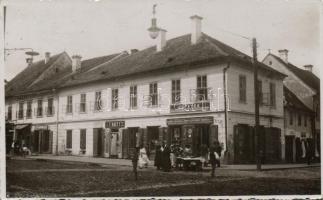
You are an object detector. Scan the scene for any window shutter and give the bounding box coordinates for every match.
[209,125,218,145]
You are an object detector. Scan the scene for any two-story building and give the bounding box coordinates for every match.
[6,15,286,164]
[263,51,320,160]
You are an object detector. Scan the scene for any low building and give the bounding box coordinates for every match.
[263,51,320,159]
[6,15,287,164]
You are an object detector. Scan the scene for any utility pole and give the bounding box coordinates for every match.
[252,38,261,170]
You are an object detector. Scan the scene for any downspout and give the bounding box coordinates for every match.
[223,61,231,160]
[54,88,59,155]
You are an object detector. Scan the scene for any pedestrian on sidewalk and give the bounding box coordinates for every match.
[154,143,162,170]
[214,141,223,167]
[209,142,217,177]
[162,141,171,172]
[138,144,150,169]
[132,147,140,181]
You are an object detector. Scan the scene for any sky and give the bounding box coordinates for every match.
[3,0,321,81]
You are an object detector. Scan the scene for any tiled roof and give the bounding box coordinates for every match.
[5,52,67,97]
[61,33,285,88]
[269,53,320,92]
[284,86,313,113]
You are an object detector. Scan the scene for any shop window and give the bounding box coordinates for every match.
[130,85,137,109]
[95,91,102,111]
[66,130,72,149]
[270,82,276,107]
[149,82,158,106]
[239,75,246,103]
[7,105,12,120]
[37,99,43,117]
[80,93,86,113]
[80,129,86,150]
[47,98,54,116]
[172,80,181,104]
[197,75,207,101]
[18,101,24,119]
[66,96,73,114]
[112,89,118,110]
[26,101,32,118]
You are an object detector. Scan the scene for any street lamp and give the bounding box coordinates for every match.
[147,4,159,39]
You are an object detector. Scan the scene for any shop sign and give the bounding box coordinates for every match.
[170,101,210,113]
[33,125,48,130]
[105,121,125,128]
[167,116,213,125]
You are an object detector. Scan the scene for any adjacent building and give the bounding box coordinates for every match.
[6,15,287,164]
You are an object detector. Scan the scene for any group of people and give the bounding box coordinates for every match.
[154,141,172,172]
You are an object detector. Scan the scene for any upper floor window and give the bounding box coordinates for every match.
[18,101,24,119]
[130,85,137,109]
[239,75,246,103]
[80,94,86,113]
[37,99,43,117]
[26,101,32,119]
[270,82,276,107]
[197,75,207,101]
[66,96,73,114]
[149,82,158,106]
[112,89,118,110]
[172,80,181,104]
[7,105,12,120]
[47,98,54,116]
[298,114,302,126]
[66,130,72,149]
[289,111,293,125]
[304,115,307,127]
[95,91,102,111]
[258,80,263,105]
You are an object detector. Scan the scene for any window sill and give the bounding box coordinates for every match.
[47,114,54,117]
[239,100,247,104]
[79,111,87,114]
[66,112,73,115]
[36,116,43,118]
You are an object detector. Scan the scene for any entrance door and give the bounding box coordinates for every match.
[234,124,254,164]
[93,128,104,157]
[193,125,209,156]
[285,135,294,163]
[40,130,51,153]
[110,129,118,157]
[147,126,159,160]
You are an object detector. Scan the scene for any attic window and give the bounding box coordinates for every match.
[101,71,106,75]
[55,68,59,73]
[269,61,272,65]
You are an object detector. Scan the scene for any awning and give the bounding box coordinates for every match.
[15,124,29,130]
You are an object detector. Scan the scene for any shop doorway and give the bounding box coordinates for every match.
[122,127,138,159]
[233,124,255,164]
[110,128,118,158]
[193,125,209,156]
[93,128,104,157]
[285,135,294,163]
[147,126,159,160]
[33,130,52,154]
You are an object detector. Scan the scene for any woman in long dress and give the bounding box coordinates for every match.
[138,145,150,168]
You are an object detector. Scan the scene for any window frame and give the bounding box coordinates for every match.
[26,100,32,119]
[18,101,24,119]
[130,85,137,109]
[47,97,54,116]
[112,88,119,110]
[239,75,247,103]
[270,82,276,107]
[149,82,158,107]
[197,75,208,101]
[172,79,181,104]
[94,91,103,111]
[80,93,86,113]
[66,95,73,114]
[37,99,43,117]
[80,129,86,150]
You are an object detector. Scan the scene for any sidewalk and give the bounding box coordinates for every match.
[23,154,320,170]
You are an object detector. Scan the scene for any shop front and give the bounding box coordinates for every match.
[14,124,32,155]
[166,116,218,156]
[105,120,125,158]
[32,125,52,154]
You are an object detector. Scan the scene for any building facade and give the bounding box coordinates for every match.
[6,16,287,164]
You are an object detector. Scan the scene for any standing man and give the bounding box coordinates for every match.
[209,142,216,177]
[132,147,139,181]
[215,141,223,167]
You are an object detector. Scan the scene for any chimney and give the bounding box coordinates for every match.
[44,52,50,64]
[304,65,313,72]
[278,49,289,63]
[130,49,139,54]
[157,28,167,52]
[72,55,82,72]
[190,15,203,45]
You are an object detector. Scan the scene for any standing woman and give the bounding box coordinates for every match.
[138,144,150,168]
[154,142,162,170]
[162,141,171,172]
